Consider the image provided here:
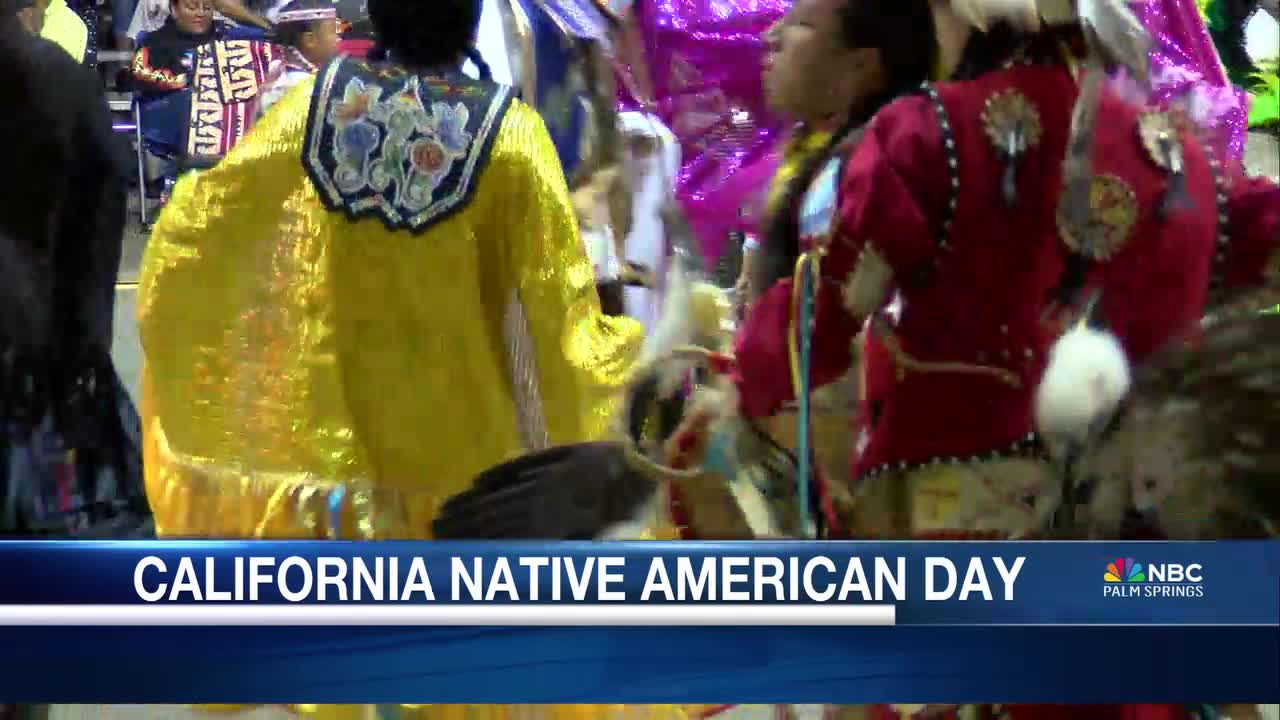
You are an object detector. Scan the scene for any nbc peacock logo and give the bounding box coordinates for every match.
[1104,558,1145,583]
[1102,557,1205,598]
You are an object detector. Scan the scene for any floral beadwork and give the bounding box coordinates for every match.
[1055,174,1140,261]
[304,58,514,234]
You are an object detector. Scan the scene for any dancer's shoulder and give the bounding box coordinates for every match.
[300,56,517,234]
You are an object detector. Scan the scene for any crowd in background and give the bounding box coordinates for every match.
[14,0,271,65]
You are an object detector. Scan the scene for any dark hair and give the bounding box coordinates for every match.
[0,20,73,350]
[269,0,331,48]
[465,46,492,81]
[367,0,481,70]
[755,0,938,293]
[951,21,1084,80]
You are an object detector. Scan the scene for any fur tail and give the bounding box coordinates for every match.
[638,262,730,362]
[636,260,731,396]
[1034,325,1132,452]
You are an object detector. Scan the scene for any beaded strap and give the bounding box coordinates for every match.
[1204,139,1232,292]
[920,83,960,255]
[861,432,1047,481]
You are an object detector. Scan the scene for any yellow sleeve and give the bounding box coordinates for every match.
[138,78,380,539]
[41,5,87,63]
[481,103,680,541]
[68,12,86,64]
[485,102,645,448]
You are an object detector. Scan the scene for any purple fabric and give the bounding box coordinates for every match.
[1134,0,1250,159]
[614,0,1248,265]
[617,0,789,266]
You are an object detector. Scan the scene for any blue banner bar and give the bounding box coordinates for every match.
[0,626,1273,702]
[0,540,1275,701]
[3,541,1277,625]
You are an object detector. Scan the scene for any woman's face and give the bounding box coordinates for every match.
[762,0,875,122]
[171,0,213,34]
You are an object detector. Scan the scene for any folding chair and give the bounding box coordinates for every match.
[107,94,149,226]
[127,91,190,226]
[122,30,195,226]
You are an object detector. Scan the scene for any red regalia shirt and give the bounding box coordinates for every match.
[734,62,1280,480]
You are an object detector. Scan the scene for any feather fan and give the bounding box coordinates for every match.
[1071,291,1280,539]
[431,442,660,539]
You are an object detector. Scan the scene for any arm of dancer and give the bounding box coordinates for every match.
[733,95,947,418]
[1217,164,1280,290]
[499,103,646,447]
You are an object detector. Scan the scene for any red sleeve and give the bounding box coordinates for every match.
[834,94,946,278]
[1219,166,1280,290]
[131,47,188,93]
[732,95,946,419]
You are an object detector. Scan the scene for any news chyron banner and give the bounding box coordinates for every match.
[0,541,1275,703]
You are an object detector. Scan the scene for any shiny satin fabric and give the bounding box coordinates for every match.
[1134,0,1250,159]
[140,75,700,719]
[139,76,643,539]
[618,0,791,265]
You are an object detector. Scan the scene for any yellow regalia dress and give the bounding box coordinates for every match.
[138,56,697,720]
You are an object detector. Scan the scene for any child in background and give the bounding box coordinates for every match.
[253,0,338,120]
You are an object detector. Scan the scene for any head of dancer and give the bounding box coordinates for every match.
[762,0,932,123]
[272,0,340,68]
[367,0,487,74]
[755,0,937,292]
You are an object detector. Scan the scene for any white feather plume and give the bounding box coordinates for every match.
[1035,326,1133,451]
[638,261,693,367]
[635,262,701,400]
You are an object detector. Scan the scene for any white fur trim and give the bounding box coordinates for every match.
[1034,326,1132,447]
[638,264,728,356]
